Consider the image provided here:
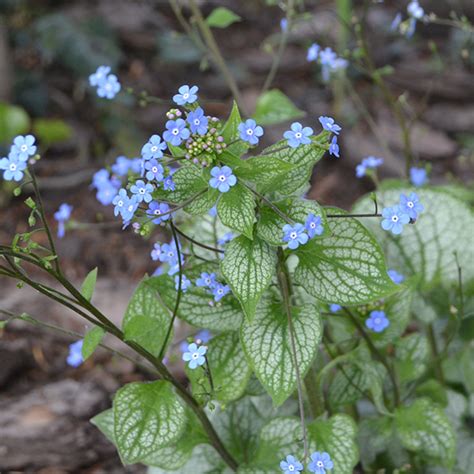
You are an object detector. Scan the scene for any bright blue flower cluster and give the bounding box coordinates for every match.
[54,203,73,239]
[67,340,84,367]
[0,135,37,182]
[319,116,341,157]
[282,213,324,250]
[89,65,121,99]
[196,271,231,302]
[175,274,192,292]
[381,192,423,235]
[307,43,348,82]
[356,156,384,178]
[280,452,334,474]
[150,241,183,275]
[365,310,390,333]
[182,342,207,369]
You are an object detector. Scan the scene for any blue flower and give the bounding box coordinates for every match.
[163,119,191,146]
[12,135,37,161]
[319,47,338,81]
[111,156,132,176]
[391,12,402,31]
[308,451,334,473]
[238,119,264,145]
[92,169,110,189]
[282,223,309,250]
[407,1,425,37]
[388,269,405,284]
[96,182,118,206]
[130,158,143,175]
[330,304,342,313]
[158,242,183,271]
[144,159,165,182]
[399,192,424,220]
[196,272,217,288]
[212,283,230,302]
[187,107,208,135]
[112,189,138,221]
[280,18,288,31]
[151,242,163,261]
[130,179,154,203]
[217,232,235,246]
[356,156,383,177]
[141,134,167,161]
[209,205,217,217]
[89,65,111,87]
[329,136,340,157]
[410,167,427,187]
[318,116,341,135]
[305,213,324,238]
[96,74,121,99]
[307,43,320,62]
[209,166,237,193]
[0,151,27,181]
[280,454,303,474]
[381,205,410,235]
[54,203,73,238]
[67,340,84,367]
[173,85,199,106]
[146,201,171,224]
[163,175,176,191]
[175,274,192,292]
[365,310,390,333]
[284,122,313,148]
[195,329,212,343]
[182,342,207,369]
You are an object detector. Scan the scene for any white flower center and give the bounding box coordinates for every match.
[310,222,316,228]
[317,461,324,467]
[117,200,124,207]
[290,232,297,239]
[407,201,414,208]
[205,278,211,285]
[168,252,174,258]
[105,83,112,91]
[172,128,179,135]
[20,144,28,152]
[288,466,295,472]
[154,209,161,215]
[192,352,199,359]
[246,129,254,136]
[217,288,223,294]
[127,204,134,212]
[391,215,399,222]
[295,132,302,139]
[374,317,381,325]
[9,163,17,171]
[139,188,145,194]
[194,119,200,125]
[152,166,158,173]
[219,175,226,182]
[151,145,158,152]
[183,93,189,99]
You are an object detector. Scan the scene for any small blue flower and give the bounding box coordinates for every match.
[319,47,338,82]
[307,43,320,62]
[96,182,119,206]
[130,158,143,175]
[209,166,237,193]
[391,12,402,31]
[175,274,192,292]
[410,167,427,187]
[365,310,390,333]
[163,175,176,191]
[112,189,138,221]
[308,451,334,473]
[163,119,191,146]
[96,74,121,99]
[67,340,84,367]
[187,107,208,135]
[146,201,171,224]
[399,192,424,220]
[12,135,37,161]
[173,85,199,106]
[209,205,217,217]
[381,205,410,235]
[280,454,303,474]
[182,342,207,369]
[388,269,405,284]
[159,242,183,271]
[111,156,132,176]
[329,136,340,157]
[356,156,383,178]
[305,213,324,238]
[92,169,110,189]
[238,119,264,145]
[141,134,167,161]
[330,304,342,313]
[280,18,288,31]
[282,223,309,250]
[130,179,154,203]
[151,242,163,261]
[212,283,230,302]
[196,272,217,288]
[284,122,313,148]
[54,203,73,239]
[318,116,341,135]
[0,151,27,181]
[144,159,165,182]
[217,232,235,246]
[195,329,212,343]
[89,65,111,87]
[407,2,424,20]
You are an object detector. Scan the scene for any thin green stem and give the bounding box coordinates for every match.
[427,324,445,385]
[173,225,224,254]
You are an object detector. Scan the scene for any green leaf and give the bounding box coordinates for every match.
[256,198,328,246]
[221,101,248,157]
[307,414,359,474]
[185,187,218,215]
[206,7,241,28]
[353,188,474,287]
[148,263,244,331]
[294,209,398,305]
[0,102,30,143]
[221,235,277,320]
[217,183,256,239]
[253,89,305,126]
[187,332,252,404]
[91,408,116,444]
[33,118,72,144]
[82,326,105,360]
[241,301,322,406]
[395,333,430,383]
[394,398,456,467]
[113,381,186,464]
[122,278,172,357]
[80,267,98,301]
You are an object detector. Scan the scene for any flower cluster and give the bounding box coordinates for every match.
[54,203,73,239]
[391,1,426,38]
[319,116,341,157]
[89,65,121,99]
[0,135,37,182]
[280,451,334,474]
[381,192,424,235]
[282,213,324,250]
[150,241,183,275]
[196,271,231,302]
[307,43,348,82]
[356,156,383,178]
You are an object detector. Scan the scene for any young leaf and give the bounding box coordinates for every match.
[113,381,186,464]
[241,301,322,406]
[80,267,98,301]
[307,414,359,474]
[82,326,105,360]
[253,89,305,126]
[394,398,456,467]
[294,209,398,305]
[206,7,241,28]
[221,235,277,320]
[217,183,256,239]
[221,101,249,157]
[122,278,173,357]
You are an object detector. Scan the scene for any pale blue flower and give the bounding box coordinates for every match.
[238,119,264,145]
[284,122,313,148]
[97,74,121,99]
[365,310,390,333]
[399,192,424,220]
[12,135,37,161]
[187,107,208,135]
[182,342,207,369]
[282,223,309,249]
[381,205,410,235]
[319,116,341,135]
[141,134,167,160]
[54,203,73,238]
[280,454,303,474]
[410,167,427,187]
[388,269,405,284]
[89,65,111,87]
[67,340,84,367]
[307,43,320,62]
[130,179,154,203]
[0,151,27,181]
[305,213,324,238]
[209,166,237,193]
[308,451,334,473]
[173,85,199,105]
[163,119,191,146]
